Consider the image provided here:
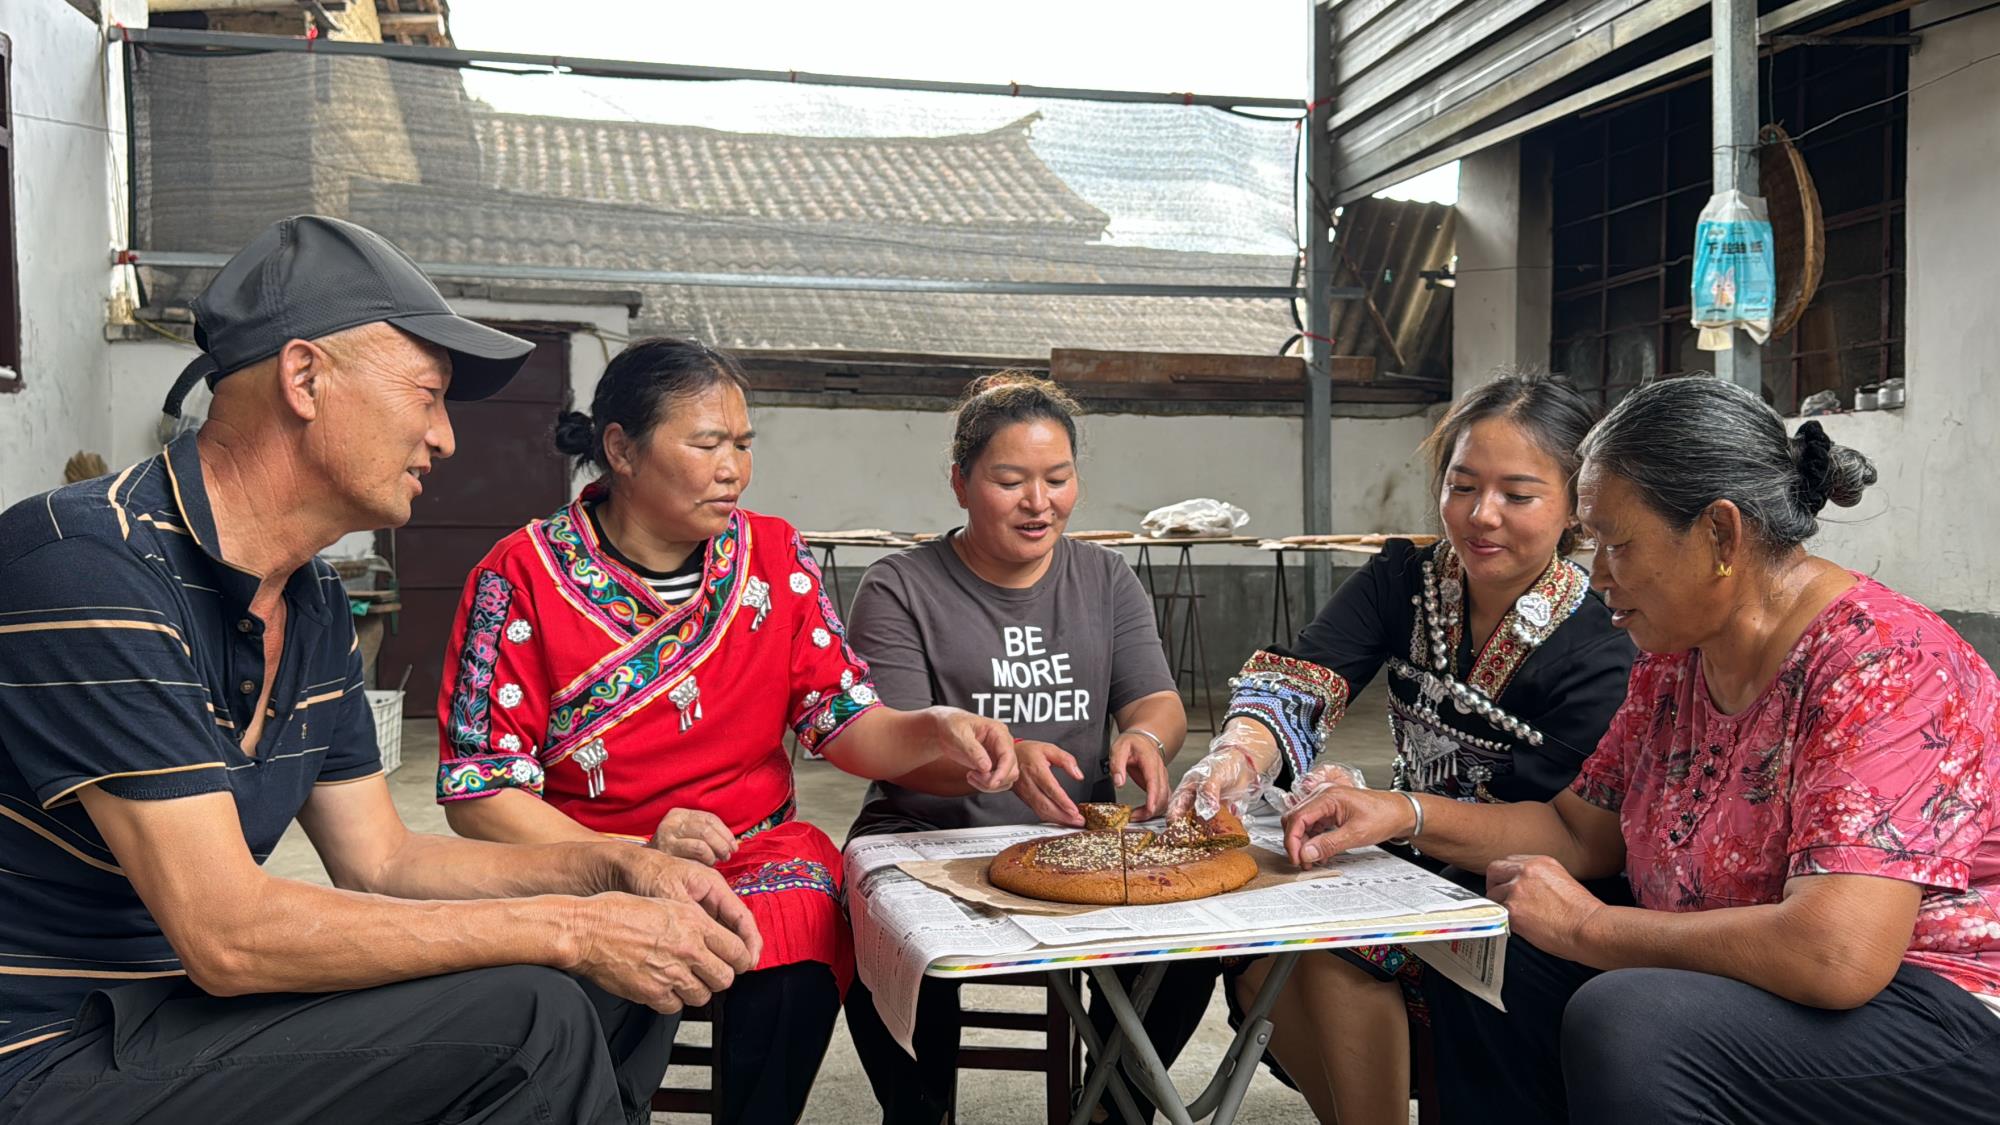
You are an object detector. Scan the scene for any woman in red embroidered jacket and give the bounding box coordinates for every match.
[1168,372,1636,1125]
[433,339,1015,1125]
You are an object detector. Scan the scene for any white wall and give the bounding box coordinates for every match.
[742,404,1441,562]
[1808,0,2000,616]
[102,291,1446,566]
[0,0,115,510]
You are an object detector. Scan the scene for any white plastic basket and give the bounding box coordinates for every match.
[366,690,404,776]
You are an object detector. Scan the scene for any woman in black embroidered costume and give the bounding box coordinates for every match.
[1168,371,1636,1124]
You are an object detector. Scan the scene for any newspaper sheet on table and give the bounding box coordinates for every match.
[1241,817,1508,1008]
[845,825,1055,1052]
[845,819,1507,1054]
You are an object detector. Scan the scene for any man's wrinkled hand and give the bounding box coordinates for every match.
[620,850,763,967]
[569,891,760,1014]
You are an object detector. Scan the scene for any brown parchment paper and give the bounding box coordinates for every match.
[895,845,1339,917]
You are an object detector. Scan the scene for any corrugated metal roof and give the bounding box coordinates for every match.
[1327,197,1455,381]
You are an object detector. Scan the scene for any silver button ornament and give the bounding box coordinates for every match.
[573,738,610,799]
[669,676,703,732]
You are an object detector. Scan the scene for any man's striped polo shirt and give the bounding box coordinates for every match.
[0,432,380,1093]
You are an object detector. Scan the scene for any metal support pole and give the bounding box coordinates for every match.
[1049,970,1148,1125]
[1086,965,1193,1125]
[124,251,1318,300]
[119,26,1307,111]
[1711,0,1763,393]
[1303,0,1337,609]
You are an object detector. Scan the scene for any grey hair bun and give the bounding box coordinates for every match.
[1790,420,1878,514]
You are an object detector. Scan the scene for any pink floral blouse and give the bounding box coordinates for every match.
[1574,576,2000,999]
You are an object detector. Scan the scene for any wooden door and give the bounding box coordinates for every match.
[378,327,572,717]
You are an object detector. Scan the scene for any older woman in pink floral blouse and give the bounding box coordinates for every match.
[1285,377,2000,1125]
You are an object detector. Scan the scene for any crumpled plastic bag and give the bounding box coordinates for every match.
[1692,189,1775,349]
[1141,498,1250,537]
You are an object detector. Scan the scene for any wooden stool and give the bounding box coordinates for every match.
[954,971,1081,1125]
[651,997,725,1118]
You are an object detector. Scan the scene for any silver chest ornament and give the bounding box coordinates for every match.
[1402,721,1461,792]
[670,676,703,732]
[1514,591,1554,638]
[743,576,772,631]
[573,738,610,799]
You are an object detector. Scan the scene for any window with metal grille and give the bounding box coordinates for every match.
[0,31,17,393]
[1541,22,1907,414]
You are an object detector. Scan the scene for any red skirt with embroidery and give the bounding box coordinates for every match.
[721,819,853,995]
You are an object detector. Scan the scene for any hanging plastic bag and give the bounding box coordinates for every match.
[1691,189,1776,349]
[1140,498,1250,537]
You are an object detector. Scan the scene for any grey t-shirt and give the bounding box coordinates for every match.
[845,533,1176,837]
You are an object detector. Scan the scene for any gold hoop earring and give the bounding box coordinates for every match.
[1716,562,1733,578]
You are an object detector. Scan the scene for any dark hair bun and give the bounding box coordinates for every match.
[553,410,596,457]
[950,370,1082,472]
[1790,420,1878,513]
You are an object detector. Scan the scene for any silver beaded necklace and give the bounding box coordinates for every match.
[1404,547,1548,748]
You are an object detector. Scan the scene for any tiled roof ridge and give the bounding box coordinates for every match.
[472,108,1110,232]
[476,108,1052,150]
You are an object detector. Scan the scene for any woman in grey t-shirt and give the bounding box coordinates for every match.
[843,387,1184,837]
[841,373,1208,1125]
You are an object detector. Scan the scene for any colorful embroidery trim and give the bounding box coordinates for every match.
[1225,650,1353,780]
[793,683,881,757]
[729,858,838,900]
[790,530,869,670]
[541,514,745,758]
[739,798,797,842]
[1415,548,1589,703]
[446,569,513,757]
[437,753,545,802]
[535,503,661,637]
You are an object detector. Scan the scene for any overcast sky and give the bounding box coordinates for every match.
[444,0,1456,203]
[449,0,1309,99]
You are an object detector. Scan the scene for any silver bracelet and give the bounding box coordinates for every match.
[1126,728,1167,755]
[1387,790,1425,845]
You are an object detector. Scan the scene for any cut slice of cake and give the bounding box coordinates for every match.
[1160,804,1252,851]
[1080,803,1132,831]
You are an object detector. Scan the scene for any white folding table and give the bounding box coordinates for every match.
[848,823,1508,1125]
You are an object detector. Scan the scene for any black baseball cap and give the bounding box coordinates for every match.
[163,215,534,417]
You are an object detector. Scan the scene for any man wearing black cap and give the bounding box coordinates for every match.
[0,217,759,1123]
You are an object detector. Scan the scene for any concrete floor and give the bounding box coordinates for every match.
[267,685,1401,1123]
